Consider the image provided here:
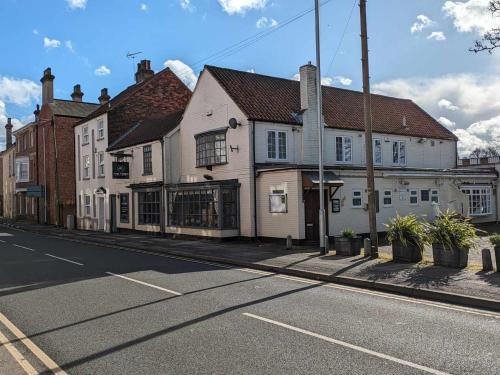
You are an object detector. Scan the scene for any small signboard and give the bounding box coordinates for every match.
[332,199,341,213]
[27,185,44,198]
[112,162,129,179]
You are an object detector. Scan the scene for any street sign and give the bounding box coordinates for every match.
[27,185,44,198]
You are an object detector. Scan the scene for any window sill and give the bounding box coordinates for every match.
[142,173,153,176]
[82,177,91,181]
[98,175,105,179]
[469,213,492,217]
[82,142,90,146]
[195,162,228,169]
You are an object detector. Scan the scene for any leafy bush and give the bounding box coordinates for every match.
[341,228,357,239]
[489,233,500,246]
[385,214,429,253]
[429,210,477,251]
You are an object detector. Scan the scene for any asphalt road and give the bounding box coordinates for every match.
[0,227,499,375]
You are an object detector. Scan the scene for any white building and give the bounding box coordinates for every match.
[163,64,497,241]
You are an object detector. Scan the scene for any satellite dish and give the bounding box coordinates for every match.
[228,118,239,129]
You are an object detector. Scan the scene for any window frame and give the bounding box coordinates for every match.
[97,152,105,177]
[373,138,383,165]
[383,189,393,207]
[143,145,153,175]
[461,186,492,217]
[266,130,288,161]
[82,126,89,145]
[15,158,29,182]
[84,194,91,217]
[97,119,105,140]
[409,189,419,206]
[138,190,161,225]
[335,136,353,164]
[420,189,430,203]
[352,189,363,208]
[431,189,439,204]
[83,155,90,179]
[195,130,228,168]
[392,140,407,166]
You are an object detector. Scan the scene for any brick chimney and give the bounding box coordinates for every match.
[5,118,13,148]
[71,84,84,102]
[299,63,320,164]
[40,68,55,105]
[98,88,111,104]
[135,60,154,84]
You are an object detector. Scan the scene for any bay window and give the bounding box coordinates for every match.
[335,136,353,163]
[461,187,492,216]
[392,141,406,166]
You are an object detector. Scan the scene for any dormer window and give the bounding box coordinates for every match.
[195,129,227,167]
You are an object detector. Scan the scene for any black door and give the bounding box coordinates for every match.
[304,190,329,242]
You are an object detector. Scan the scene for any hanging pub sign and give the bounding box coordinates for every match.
[112,161,129,179]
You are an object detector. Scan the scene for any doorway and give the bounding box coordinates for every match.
[98,197,105,231]
[304,189,329,242]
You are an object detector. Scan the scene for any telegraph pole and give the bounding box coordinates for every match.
[359,0,379,257]
[315,0,327,255]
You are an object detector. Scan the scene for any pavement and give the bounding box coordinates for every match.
[0,225,499,374]
[0,220,499,312]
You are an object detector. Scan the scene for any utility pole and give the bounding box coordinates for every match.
[359,0,378,257]
[315,0,327,255]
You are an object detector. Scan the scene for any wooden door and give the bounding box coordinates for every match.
[304,190,329,242]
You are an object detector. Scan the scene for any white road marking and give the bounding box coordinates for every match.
[243,313,452,375]
[0,328,38,375]
[13,244,35,252]
[106,272,183,296]
[0,233,13,237]
[44,253,84,266]
[0,239,6,243]
[0,313,68,375]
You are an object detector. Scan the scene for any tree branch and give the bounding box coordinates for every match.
[471,1,500,53]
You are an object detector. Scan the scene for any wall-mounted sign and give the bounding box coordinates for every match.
[112,162,129,179]
[26,185,44,198]
[332,199,341,213]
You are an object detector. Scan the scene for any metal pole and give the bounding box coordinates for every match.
[359,0,378,257]
[315,0,327,255]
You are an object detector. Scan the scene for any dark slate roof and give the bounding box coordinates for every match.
[49,99,99,118]
[206,66,457,141]
[107,110,183,151]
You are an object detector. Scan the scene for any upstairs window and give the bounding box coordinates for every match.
[267,130,287,160]
[83,155,90,178]
[82,126,89,145]
[335,136,353,163]
[143,145,152,175]
[97,119,104,140]
[196,130,227,167]
[15,159,29,182]
[373,139,382,165]
[392,141,406,166]
[97,152,105,177]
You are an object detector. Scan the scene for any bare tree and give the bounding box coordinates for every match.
[471,1,500,53]
[469,146,500,158]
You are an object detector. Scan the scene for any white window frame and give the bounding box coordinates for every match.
[83,155,90,179]
[15,158,29,183]
[392,140,407,166]
[383,189,393,207]
[269,190,288,213]
[267,130,288,161]
[97,119,104,140]
[352,189,363,208]
[82,126,89,145]
[97,152,105,177]
[431,189,439,204]
[335,136,353,164]
[409,189,419,206]
[461,186,492,217]
[373,138,382,165]
[84,194,91,217]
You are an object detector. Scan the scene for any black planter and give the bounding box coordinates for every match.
[335,236,362,256]
[432,243,469,268]
[391,240,422,263]
[495,246,500,272]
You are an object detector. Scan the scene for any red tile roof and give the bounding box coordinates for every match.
[206,66,457,141]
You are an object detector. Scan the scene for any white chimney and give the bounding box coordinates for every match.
[299,63,320,164]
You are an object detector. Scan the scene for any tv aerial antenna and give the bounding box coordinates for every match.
[126,51,143,77]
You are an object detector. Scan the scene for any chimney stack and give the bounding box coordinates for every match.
[33,104,41,122]
[98,88,111,104]
[40,68,55,105]
[71,84,84,102]
[5,118,13,148]
[135,60,154,84]
[299,63,320,164]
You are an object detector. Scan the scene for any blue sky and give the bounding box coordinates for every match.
[1,0,499,155]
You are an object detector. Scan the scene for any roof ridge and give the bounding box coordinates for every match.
[53,98,99,105]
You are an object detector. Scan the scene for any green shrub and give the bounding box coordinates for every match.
[489,233,500,246]
[341,228,357,239]
[429,210,477,251]
[385,214,429,253]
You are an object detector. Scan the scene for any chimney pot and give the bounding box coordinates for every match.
[71,84,84,102]
[98,88,111,104]
[40,67,55,105]
[33,104,41,122]
[5,118,13,148]
[135,59,154,84]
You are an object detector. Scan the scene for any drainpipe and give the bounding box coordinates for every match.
[160,138,165,235]
[252,120,258,240]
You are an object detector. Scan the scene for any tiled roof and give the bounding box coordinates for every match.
[107,110,183,151]
[206,66,457,141]
[49,99,99,118]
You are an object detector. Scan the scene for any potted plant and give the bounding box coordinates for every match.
[429,210,477,268]
[335,229,362,256]
[489,234,500,272]
[385,214,429,263]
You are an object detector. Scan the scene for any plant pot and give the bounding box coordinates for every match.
[391,240,422,263]
[495,245,500,272]
[432,243,469,268]
[335,236,362,256]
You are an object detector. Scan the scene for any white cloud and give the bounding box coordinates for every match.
[94,65,111,76]
[438,98,460,111]
[65,40,75,53]
[411,14,433,33]
[437,116,456,129]
[179,0,195,12]
[218,0,268,15]
[247,68,256,73]
[256,16,278,29]
[293,74,352,87]
[453,128,490,155]
[32,29,39,35]
[140,3,148,11]
[443,0,500,35]
[427,31,447,41]
[66,0,87,9]
[164,59,197,90]
[43,37,61,49]
[0,76,41,106]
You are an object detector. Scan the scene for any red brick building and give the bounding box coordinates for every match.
[37,68,99,226]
